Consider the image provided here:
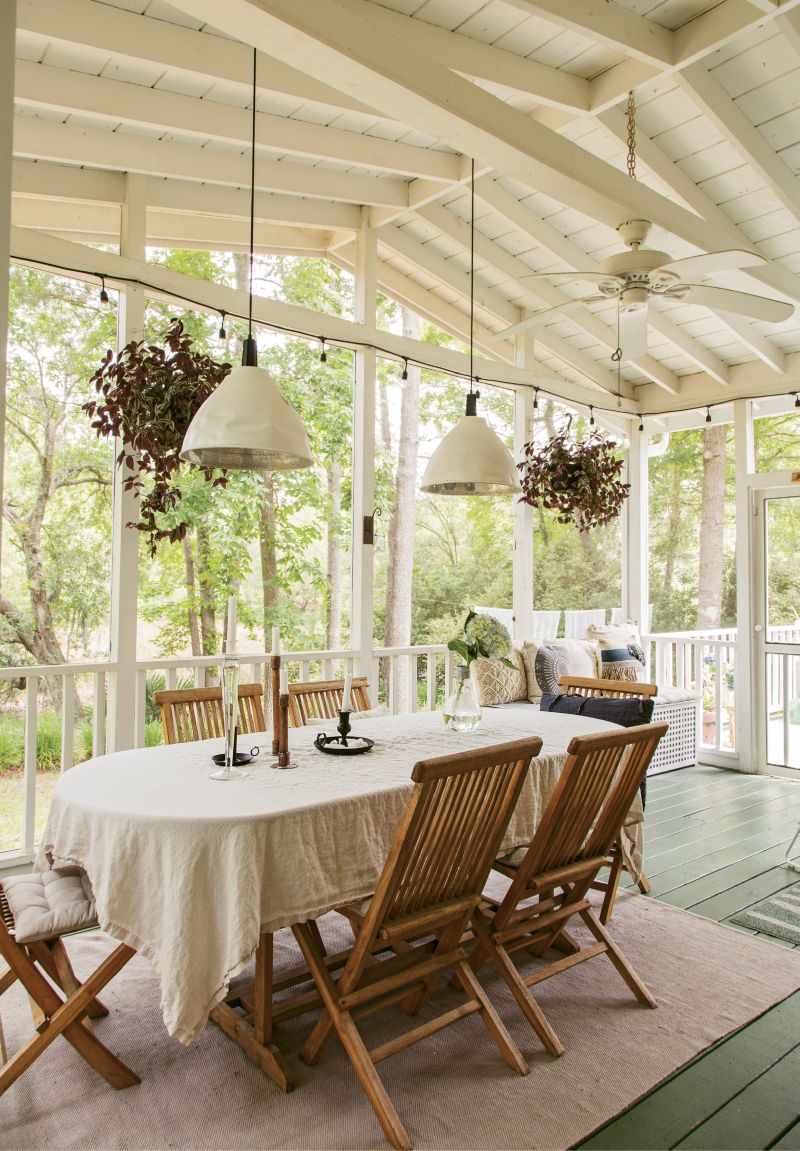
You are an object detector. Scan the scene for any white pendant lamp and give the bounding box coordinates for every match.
[420,161,519,496]
[181,50,312,472]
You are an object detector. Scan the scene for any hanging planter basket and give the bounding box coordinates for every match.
[518,426,630,532]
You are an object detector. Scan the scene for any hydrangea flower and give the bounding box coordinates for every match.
[448,611,514,668]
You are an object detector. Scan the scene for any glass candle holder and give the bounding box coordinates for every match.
[211,657,248,780]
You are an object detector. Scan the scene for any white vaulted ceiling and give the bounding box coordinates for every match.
[9,0,800,413]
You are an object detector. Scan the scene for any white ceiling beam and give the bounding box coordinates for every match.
[14,61,459,183]
[12,223,600,404]
[165,0,765,263]
[777,8,800,57]
[713,313,787,374]
[500,0,674,67]
[312,0,589,111]
[12,159,362,231]
[586,0,800,115]
[677,63,800,225]
[12,117,409,208]
[634,351,800,414]
[645,308,730,387]
[11,196,331,252]
[17,0,376,117]
[417,202,646,395]
[377,225,520,327]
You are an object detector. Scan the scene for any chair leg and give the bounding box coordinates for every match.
[292,924,338,1065]
[49,938,109,1018]
[579,908,657,1008]
[471,914,564,1057]
[452,958,528,1075]
[0,939,139,1094]
[599,847,624,925]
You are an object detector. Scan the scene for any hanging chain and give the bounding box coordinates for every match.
[626,90,637,180]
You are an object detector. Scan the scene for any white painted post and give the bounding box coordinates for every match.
[107,175,145,753]
[22,676,37,854]
[351,212,377,688]
[734,398,757,773]
[61,673,75,772]
[0,1,15,575]
[512,370,534,644]
[625,423,649,632]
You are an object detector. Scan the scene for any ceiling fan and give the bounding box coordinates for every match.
[491,91,794,361]
[492,218,794,360]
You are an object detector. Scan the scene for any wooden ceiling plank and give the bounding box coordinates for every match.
[14,60,459,183]
[499,0,674,67]
[678,62,800,225]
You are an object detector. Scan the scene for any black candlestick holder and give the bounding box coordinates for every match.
[313,709,374,756]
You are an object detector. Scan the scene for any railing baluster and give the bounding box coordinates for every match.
[783,652,791,767]
[388,658,398,716]
[61,673,75,773]
[22,676,38,854]
[93,671,106,758]
[407,655,418,714]
[427,654,436,713]
[714,644,722,751]
[167,668,176,691]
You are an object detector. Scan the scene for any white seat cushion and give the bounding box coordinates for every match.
[654,687,699,705]
[3,867,97,944]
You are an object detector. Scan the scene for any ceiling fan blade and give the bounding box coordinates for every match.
[679,284,794,323]
[619,307,649,361]
[653,249,767,279]
[489,297,595,342]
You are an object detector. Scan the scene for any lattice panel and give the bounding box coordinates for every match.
[650,700,700,775]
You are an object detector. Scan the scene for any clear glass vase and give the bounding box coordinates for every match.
[443,665,482,732]
[210,657,248,780]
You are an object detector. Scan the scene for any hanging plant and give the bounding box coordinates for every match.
[84,318,231,555]
[518,425,630,532]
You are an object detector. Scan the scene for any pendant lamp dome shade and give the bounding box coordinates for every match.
[420,392,520,495]
[181,361,313,471]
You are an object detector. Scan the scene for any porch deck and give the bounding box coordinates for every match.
[581,765,800,1150]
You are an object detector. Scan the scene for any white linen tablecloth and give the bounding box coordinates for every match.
[37,709,641,1044]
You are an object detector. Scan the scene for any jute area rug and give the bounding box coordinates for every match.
[731,881,800,944]
[2,891,799,1151]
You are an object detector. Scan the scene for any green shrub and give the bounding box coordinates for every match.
[0,719,24,772]
[144,719,163,747]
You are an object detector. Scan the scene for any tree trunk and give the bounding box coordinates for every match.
[196,524,217,655]
[326,459,343,650]
[181,535,202,657]
[259,472,279,648]
[384,310,421,710]
[697,423,727,630]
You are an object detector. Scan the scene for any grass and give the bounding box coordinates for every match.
[0,770,60,854]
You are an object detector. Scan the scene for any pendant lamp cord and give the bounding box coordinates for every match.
[248,47,257,340]
[469,157,475,394]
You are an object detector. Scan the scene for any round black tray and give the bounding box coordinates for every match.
[210,751,255,767]
[314,733,374,756]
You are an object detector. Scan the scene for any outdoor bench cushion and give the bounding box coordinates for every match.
[539,691,655,728]
[2,866,97,944]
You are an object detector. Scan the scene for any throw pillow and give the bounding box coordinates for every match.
[470,649,527,706]
[587,621,646,683]
[539,691,654,727]
[521,639,598,701]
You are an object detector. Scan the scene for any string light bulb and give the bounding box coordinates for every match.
[319,338,327,364]
[218,311,227,341]
[589,405,595,427]
[401,358,409,381]
[638,414,644,432]
[99,277,109,306]
[533,388,539,411]
[795,392,800,408]
[705,406,712,424]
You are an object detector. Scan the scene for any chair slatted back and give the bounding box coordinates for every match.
[153,684,265,745]
[356,738,541,952]
[558,675,657,700]
[288,677,371,727]
[512,724,668,888]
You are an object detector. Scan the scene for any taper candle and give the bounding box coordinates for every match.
[342,669,353,712]
[226,595,237,653]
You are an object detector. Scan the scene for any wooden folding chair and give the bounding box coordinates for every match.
[292,737,542,1151]
[153,682,265,744]
[0,868,138,1094]
[288,676,371,727]
[558,674,658,921]
[470,723,667,1058]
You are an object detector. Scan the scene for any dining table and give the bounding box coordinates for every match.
[36,707,643,1090]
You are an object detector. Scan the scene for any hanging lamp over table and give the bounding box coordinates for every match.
[181,48,312,472]
[420,160,519,496]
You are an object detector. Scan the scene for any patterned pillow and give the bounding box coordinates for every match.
[587,622,646,683]
[521,639,598,701]
[470,649,527,706]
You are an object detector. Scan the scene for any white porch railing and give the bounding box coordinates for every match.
[0,646,455,863]
[643,630,737,758]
